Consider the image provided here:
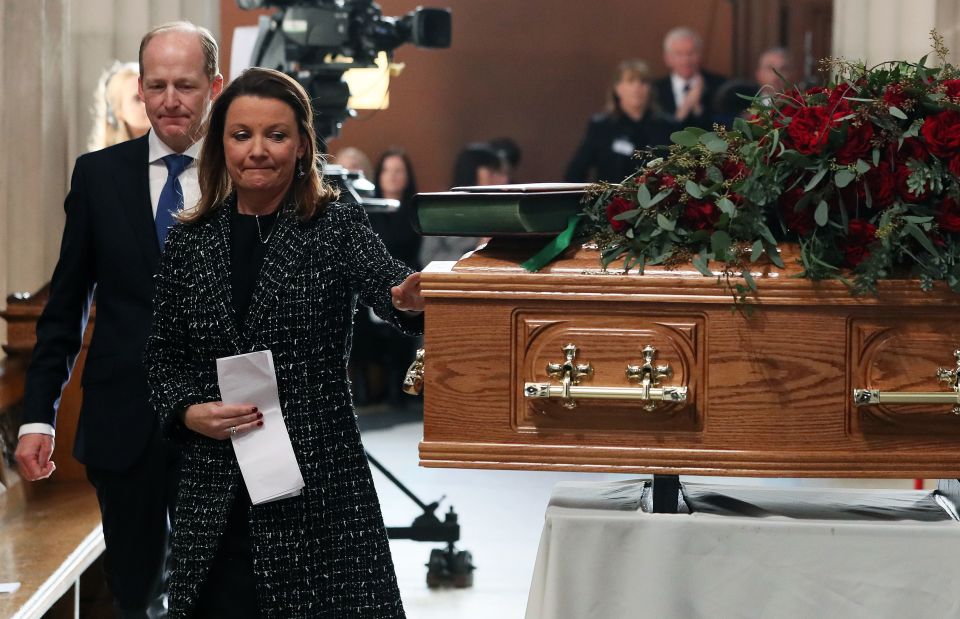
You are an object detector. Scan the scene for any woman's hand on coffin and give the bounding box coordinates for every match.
[391,272,424,313]
[183,401,263,440]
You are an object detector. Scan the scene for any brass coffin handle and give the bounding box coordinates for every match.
[402,349,425,396]
[525,343,688,410]
[853,350,960,414]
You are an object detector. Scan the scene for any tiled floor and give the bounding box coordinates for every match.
[358,409,924,619]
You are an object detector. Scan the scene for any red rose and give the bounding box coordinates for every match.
[944,79,960,99]
[920,110,960,158]
[682,199,720,231]
[605,196,634,233]
[939,197,960,233]
[721,158,747,182]
[883,83,909,108]
[896,165,929,203]
[779,185,814,236]
[827,83,855,111]
[786,106,836,155]
[835,122,874,164]
[861,161,897,208]
[843,219,878,267]
[895,137,929,164]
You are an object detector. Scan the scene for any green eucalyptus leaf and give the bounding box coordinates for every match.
[750,239,764,262]
[855,159,871,175]
[872,148,880,167]
[637,184,652,207]
[656,214,676,231]
[904,222,938,255]
[671,131,699,147]
[711,230,732,260]
[834,169,855,188]
[805,167,828,191]
[685,180,705,199]
[717,197,737,216]
[889,106,908,119]
[815,200,830,226]
[692,254,713,277]
[741,268,757,292]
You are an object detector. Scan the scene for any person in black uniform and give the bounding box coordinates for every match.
[564,59,672,183]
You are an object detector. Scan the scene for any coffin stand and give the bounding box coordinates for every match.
[419,239,960,480]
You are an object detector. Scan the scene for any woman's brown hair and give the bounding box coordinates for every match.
[180,67,338,223]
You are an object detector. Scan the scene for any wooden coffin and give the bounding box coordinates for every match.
[419,239,960,478]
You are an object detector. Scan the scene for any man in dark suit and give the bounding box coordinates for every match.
[14,21,222,618]
[653,26,728,130]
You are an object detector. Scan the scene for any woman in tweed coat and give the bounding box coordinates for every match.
[144,68,422,618]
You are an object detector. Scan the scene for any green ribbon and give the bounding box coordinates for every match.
[521,214,584,272]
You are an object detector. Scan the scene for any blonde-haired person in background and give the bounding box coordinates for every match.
[87,61,151,152]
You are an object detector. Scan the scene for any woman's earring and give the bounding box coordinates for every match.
[296,160,306,179]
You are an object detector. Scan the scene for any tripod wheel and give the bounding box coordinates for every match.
[425,547,475,588]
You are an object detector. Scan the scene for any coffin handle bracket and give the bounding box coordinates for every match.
[853,350,960,414]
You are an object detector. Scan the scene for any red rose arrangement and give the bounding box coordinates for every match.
[584,37,960,297]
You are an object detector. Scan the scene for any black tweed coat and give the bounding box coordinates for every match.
[144,201,420,618]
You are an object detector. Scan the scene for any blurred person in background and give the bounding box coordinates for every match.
[565,59,672,183]
[352,148,422,407]
[653,26,727,129]
[87,61,151,152]
[333,145,375,180]
[419,142,507,267]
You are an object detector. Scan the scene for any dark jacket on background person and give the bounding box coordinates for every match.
[653,70,728,130]
[564,111,673,183]
[145,202,419,618]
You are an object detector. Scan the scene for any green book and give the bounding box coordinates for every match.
[414,184,587,236]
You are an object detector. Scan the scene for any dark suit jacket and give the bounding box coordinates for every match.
[653,70,728,130]
[145,202,419,617]
[23,134,160,471]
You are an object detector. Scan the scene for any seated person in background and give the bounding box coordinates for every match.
[419,142,507,266]
[653,26,727,130]
[564,59,672,183]
[753,47,792,104]
[713,47,793,127]
[333,145,374,180]
[86,61,150,151]
[490,136,523,183]
[353,148,423,406]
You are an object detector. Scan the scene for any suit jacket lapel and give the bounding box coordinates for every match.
[241,208,306,349]
[115,135,161,274]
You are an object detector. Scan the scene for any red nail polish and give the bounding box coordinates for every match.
[257,420,264,427]
[253,406,259,413]
[257,412,263,419]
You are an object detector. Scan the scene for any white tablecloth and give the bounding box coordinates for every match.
[526,480,960,619]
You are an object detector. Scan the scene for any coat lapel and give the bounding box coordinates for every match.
[200,207,243,353]
[240,208,307,350]
[115,135,162,273]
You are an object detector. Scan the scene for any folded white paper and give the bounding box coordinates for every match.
[0,582,21,594]
[216,350,305,505]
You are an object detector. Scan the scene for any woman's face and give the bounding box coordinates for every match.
[116,73,150,138]
[378,155,408,199]
[615,72,651,115]
[223,95,305,199]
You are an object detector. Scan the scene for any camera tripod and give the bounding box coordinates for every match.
[365,450,475,587]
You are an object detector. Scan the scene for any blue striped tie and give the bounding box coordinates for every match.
[155,154,193,248]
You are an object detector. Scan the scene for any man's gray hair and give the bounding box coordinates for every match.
[139,21,219,82]
[663,26,703,53]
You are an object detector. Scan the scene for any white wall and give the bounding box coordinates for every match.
[833,0,960,65]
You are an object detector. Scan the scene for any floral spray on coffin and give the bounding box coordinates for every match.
[574,34,960,307]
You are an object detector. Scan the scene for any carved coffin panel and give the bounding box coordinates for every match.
[849,315,960,435]
[512,309,703,433]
